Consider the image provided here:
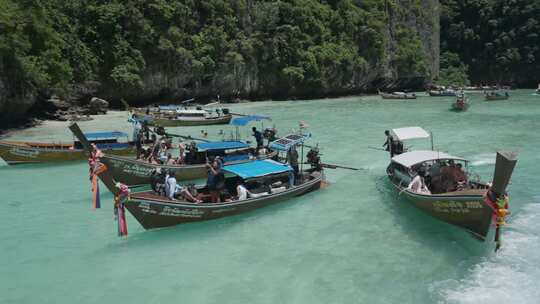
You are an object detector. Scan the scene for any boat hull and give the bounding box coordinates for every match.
[148,114,232,127]
[380,94,416,100]
[98,150,277,190]
[100,155,209,187]
[125,175,323,229]
[0,141,134,165]
[387,171,493,240]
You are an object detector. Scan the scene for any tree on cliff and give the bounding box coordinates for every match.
[441,0,540,86]
[1,0,433,110]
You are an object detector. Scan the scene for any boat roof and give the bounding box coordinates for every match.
[391,127,430,141]
[197,141,249,151]
[223,160,292,179]
[230,115,271,126]
[269,133,310,151]
[83,131,128,140]
[391,150,467,168]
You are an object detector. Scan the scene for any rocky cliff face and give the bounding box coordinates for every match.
[0,0,440,125]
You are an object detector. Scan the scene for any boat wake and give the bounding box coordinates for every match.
[469,153,496,166]
[434,202,540,304]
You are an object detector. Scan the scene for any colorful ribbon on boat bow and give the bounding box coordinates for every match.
[114,183,130,237]
[485,190,510,251]
[89,160,107,209]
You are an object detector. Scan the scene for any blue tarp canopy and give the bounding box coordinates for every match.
[229,115,271,126]
[223,160,292,179]
[269,133,310,151]
[84,131,128,140]
[197,141,250,151]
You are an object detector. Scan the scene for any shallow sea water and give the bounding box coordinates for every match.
[1,91,539,303]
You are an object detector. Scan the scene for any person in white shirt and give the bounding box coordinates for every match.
[407,174,431,194]
[236,183,249,200]
[165,172,177,200]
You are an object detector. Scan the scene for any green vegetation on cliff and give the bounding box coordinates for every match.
[0,0,434,109]
[441,0,540,86]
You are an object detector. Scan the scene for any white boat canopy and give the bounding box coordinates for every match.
[391,150,467,168]
[391,127,430,141]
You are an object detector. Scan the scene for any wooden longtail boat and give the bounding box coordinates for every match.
[132,106,233,127]
[0,132,134,165]
[485,91,509,101]
[385,127,517,243]
[428,89,457,97]
[124,160,323,229]
[69,123,277,188]
[451,95,470,111]
[379,91,417,100]
[73,123,323,231]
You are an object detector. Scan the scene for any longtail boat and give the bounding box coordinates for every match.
[0,131,133,165]
[75,124,323,232]
[485,91,509,101]
[384,127,517,247]
[379,91,417,100]
[132,106,232,127]
[451,94,470,111]
[123,159,323,229]
[428,89,457,97]
[69,123,277,188]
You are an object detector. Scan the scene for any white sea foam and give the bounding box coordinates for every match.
[469,153,496,166]
[437,202,540,304]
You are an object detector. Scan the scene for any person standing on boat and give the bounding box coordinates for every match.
[287,145,299,184]
[252,127,264,155]
[383,130,395,157]
[206,159,224,203]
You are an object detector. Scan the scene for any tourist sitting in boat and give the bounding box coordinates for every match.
[235,181,270,200]
[165,153,176,165]
[165,171,201,203]
[454,163,467,182]
[407,171,431,194]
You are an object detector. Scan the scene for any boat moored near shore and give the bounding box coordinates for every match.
[0,131,134,165]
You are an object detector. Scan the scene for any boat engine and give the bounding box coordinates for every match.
[263,128,277,142]
[307,147,322,171]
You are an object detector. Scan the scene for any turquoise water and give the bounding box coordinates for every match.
[1,91,539,303]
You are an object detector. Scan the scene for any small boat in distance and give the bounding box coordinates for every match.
[0,131,134,165]
[130,102,233,127]
[535,84,540,95]
[379,91,417,100]
[485,91,509,101]
[451,93,470,111]
[383,127,517,244]
[428,89,457,97]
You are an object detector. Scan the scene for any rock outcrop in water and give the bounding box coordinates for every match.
[0,0,439,127]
